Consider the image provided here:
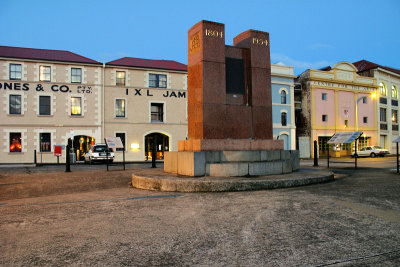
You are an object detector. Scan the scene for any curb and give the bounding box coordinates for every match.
[132,168,334,192]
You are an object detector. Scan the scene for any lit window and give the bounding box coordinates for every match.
[39,66,51,82]
[380,108,387,122]
[149,74,167,88]
[392,86,398,99]
[71,68,82,83]
[379,82,387,96]
[281,112,287,126]
[322,93,327,101]
[392,110,398,123]
[322,114,328,122]
[116,71,126,86]
[10,132,22,152]
[40,133,51,152]
[344,120,349,127]
[363,117,368,124]
[151,103,164,122]
[71,97,82,116]
[39,96,51,115]
[10,64,22,80]
[115,99,126,118]
[281,91,287,104]
[362,97,367,104]
[116,132,126,152]
[9,94,21,114]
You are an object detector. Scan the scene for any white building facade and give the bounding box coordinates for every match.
[354,60,400,153]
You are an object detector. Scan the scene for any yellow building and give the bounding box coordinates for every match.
[0,46,103,164]
[0,46,187,164]
[104,57,187,162]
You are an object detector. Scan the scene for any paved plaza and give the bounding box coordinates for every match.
[1,158,399,266]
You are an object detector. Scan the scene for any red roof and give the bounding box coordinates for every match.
[107,57,187,71]
[353,60,400,76]
[0,46,101,64]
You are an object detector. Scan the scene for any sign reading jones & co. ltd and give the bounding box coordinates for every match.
[0,82,186,98]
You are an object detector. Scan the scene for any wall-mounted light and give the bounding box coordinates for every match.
[131,143,140,150]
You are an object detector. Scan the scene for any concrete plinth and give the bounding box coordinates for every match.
[164,149,300,177]
[132,168,334,192]
[178,139,283,152]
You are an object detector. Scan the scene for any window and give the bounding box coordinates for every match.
[10,132,22,152]
[322,114,327,122]
[116,71,126,86]
[9,94,21,114]
[40,133,51,152]
[281,112,287,126]
[71,97,82,116]
[392,110,398,123]
[322,93,327,101]
[379,82,387,96]
[318,136,330,154]
[116,132,126,152]
[362,97,367,104]
[344,119,349,127]
[149,74,167,88]
[10,64,22,80]
[281,91,287,104]
[151,103,164,122]
[363,117,368,123]
[115,99,125,118]
[39,66,51,81]
[380,108,387,122]
[71,68,82,83]
[392,86,398,99]
[39,96,51,115]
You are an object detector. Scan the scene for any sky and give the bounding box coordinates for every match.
[0,0,399,75]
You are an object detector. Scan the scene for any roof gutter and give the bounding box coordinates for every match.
[376,67,400,79]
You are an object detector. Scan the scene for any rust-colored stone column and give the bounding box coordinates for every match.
[181,20,280,152]
[234,30,273,139]
[188,20,226,140]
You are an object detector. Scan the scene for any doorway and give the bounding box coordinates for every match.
[145,133,169,160]
[73,135,95,161]
[279,134,289,150]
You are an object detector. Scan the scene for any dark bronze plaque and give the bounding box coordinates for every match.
[225,57,245,95]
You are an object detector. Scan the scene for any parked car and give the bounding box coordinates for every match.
[352,146,389,158]
[84,144,114,163]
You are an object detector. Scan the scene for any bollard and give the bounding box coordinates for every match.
[355,139,358,169]
[152,137,157,168]
[65,138,71,172]
[397,142,399,174]
[327,144,330,168]
[34,150,37,165]
[313,140,318,167]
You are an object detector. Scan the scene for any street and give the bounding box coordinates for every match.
[1,157,399,266]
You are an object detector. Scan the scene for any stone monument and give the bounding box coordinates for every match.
[164,20,299,176]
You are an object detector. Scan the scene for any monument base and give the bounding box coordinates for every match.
[178,139,283,152]
[164,150,300,177]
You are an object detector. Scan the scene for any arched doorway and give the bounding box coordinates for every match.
[145,133,169,160]
[279,134,289,150]
[73,135,95,161]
